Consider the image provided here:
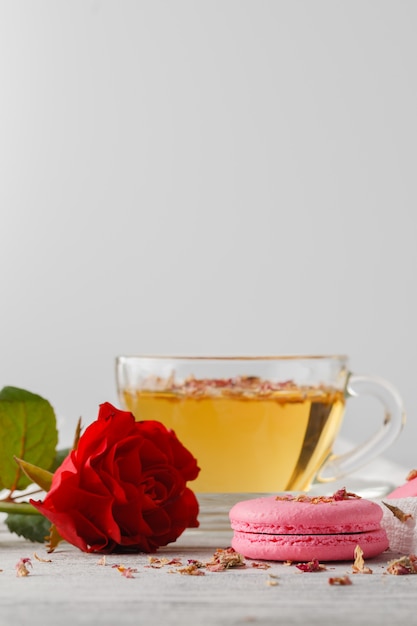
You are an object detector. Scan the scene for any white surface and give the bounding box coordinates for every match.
[0,456,415,625]
[0,520,416,626]
[0,1,416,470]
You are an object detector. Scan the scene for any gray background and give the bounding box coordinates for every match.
[1,1,416,471]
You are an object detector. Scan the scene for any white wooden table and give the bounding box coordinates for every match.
[0,519,416,625]
[0,455,415,626]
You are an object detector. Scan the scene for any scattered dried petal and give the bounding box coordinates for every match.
[205,548,246,571]
[333,488,360,501]
[328,575,352,586]
[112,564,138,578]
[387,555,417,575]
[96,556,107,566]
[382,501,414,523]
[352,545,372,574]
[16,565,30,578]
[251,562,271,569]
[187,559,204,568]
[266,578,278,586]
[138,375,342,405]
[146,556,183,568]
[276,488,360,505]
[121,567,138,579]
[176,564,205,576]
[33,552,52,563]
[296,559,327,572]
[15,558,32,577]
[146,557,170,568]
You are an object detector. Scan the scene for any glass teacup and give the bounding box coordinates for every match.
[115,355,405,529]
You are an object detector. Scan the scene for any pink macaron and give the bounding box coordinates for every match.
[387,473,417,499]
[229,490,389,562]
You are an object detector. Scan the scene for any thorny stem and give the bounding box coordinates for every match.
[0,490,43,515]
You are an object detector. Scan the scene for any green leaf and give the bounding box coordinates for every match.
[0,387,58,491]
[5,513,52,543]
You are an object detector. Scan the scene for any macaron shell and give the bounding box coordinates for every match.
[231,527,389,562]
[387,475,417,498]
[229,496,384,535]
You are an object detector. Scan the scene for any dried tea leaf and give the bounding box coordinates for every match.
[0,387,58,491]
[382,501,414,523]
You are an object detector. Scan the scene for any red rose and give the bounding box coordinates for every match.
[31,402,200,553]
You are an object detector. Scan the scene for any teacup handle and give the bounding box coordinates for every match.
[316,373,406,483]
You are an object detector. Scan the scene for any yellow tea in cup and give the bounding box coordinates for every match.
[121,379,345,492]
